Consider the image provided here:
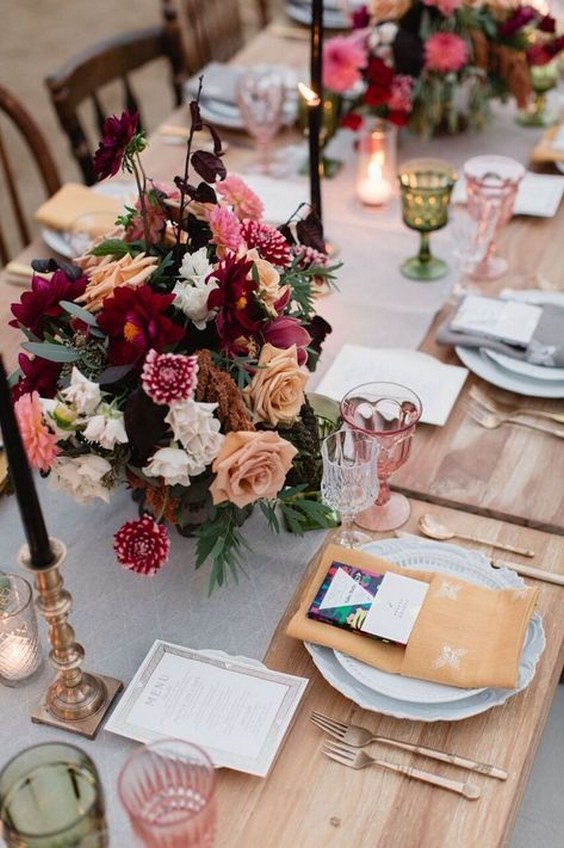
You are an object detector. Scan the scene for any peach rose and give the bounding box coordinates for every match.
[246,248,289,317]
[210,430,297,508]
[243,344,308,426]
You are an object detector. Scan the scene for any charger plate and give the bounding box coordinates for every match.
[455,345,564,398]
[305,537,545,721]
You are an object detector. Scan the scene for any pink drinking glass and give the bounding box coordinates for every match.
[340,382,422,532]
[118,740,216,848]
[463,155,525,281]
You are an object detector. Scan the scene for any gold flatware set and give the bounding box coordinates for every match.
[464,388,564,438]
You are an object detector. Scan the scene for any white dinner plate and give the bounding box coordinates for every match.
[455,345,564,398]
[305,537,545,721]
[482,349,564,382]
[41,180,135,259]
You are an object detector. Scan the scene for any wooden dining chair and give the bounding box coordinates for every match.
[180,0,246,64]
[0,84,61,266]
[45,12,190,185]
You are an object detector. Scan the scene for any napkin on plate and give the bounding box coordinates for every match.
[530,123,564,164]
[437,302,564,367]
[34,183,122,232]
[286,543,538,689]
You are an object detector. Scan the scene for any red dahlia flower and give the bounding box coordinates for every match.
[364,58,394,108]
[97,285,184,365]
[114,514,170,575]
[93,111,140,180]
[12,354,62,400]
[10,270,87,338]
[207,253,261,355]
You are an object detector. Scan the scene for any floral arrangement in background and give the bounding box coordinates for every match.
[323,1,564,137]
[9,90,339,591]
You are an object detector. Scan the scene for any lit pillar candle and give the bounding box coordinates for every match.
[0,356,53,568]
[356,120,397,207]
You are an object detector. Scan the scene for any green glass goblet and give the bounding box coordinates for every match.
[398,158,457,281]
[517,59,560,128]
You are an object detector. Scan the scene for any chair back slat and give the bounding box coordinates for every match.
[45,21,188,185]
[182,0,244,64]
[0,84,61,265]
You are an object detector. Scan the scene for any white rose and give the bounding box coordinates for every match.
[143,446,193,487]
[179,247,213,284]
[49,455,112,503]
[165,399,224,475]
[173,280,217,329]
[379,22,398,45]
[61,368,101,414]
[83,404,128,450]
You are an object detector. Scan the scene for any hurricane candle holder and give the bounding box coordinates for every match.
[0,573,42,686]
[356,119,397,207]
[398,158,456,281]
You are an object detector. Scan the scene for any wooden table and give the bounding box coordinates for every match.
[2,22,564,848]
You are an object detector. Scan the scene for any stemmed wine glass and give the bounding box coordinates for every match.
[236,66,286,175]
[320,430,379,548]
[340,382,422,532]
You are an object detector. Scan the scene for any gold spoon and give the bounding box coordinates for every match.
[418,514,535,558]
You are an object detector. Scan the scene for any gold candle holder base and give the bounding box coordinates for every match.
[19,538,123,739]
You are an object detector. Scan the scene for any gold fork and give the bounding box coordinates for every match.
[463,397,564,439]
[321,741,481,799]
[469,385,564,426]
[311,712,507,779]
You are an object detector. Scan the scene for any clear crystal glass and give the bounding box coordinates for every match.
[118,739,216,848]
[320,429,379,548]
[0,572,42,686]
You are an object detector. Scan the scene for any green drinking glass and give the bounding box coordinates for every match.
[0,743,108,847]
[398,158,457,281]
[516,59,560,128]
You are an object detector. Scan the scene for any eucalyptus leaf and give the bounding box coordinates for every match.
[22,342,80,363]
[59,301,99,327]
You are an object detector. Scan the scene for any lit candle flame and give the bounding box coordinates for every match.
[298,82,321,108]
[368,158,383,183]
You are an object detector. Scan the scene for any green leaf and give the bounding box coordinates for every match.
[22,342,81,363]
[90,239,134,258]
[59,300,99,327]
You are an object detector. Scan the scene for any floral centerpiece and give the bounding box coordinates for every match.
[8,90,339,591]
[322,1,564,137]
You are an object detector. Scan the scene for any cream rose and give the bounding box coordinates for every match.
[246,248,289,317]
[210,431,297,508]
[243,344,308,427]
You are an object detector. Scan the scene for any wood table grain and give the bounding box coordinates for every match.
[213,500,564,848]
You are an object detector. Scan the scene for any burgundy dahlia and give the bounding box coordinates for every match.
[240,219,292,268]
[141,349,199,405]
[10,270,87,338]
[207,253,261,355]
[113,514,170,576]
[93,111,140,181]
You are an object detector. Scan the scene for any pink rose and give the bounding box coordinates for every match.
[210,431,297,508]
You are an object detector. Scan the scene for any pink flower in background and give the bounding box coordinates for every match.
[423,0,462,15]
[15,391,59,472]
[141,349,199,405]
[208,205,243,255]
[216,175,264,221]
[323,35,368,93]
[424,33,468,73]
[114,515,170,576]
[388,75,414,113]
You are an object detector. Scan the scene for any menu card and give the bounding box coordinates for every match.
[105,642,308,777]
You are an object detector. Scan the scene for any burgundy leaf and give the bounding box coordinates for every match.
[189,100,203,131]
[296,210,326,254]
[124,389,169,463]
[202,122,224,156]
[191,150,227,183]
[193,182,218,204]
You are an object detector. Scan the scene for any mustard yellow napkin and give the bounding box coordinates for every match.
[34,183,121,232]
[530,125,564,165]
[286,544,538,690]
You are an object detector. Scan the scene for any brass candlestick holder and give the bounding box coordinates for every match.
[19,538,123,739]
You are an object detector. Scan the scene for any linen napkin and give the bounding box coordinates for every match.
[34,183,121,232]
[286,544,538,689]
[530,123,564,164]
[437,303,564,367]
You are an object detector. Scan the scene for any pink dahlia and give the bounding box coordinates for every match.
[14,391,59,472]
[424,33,468,74]
[114,514,170,576]
[240,220,292,268]
[323,34,368,93]
[216,175,264,221]
[209,206,242,255]
[141,349,199,405]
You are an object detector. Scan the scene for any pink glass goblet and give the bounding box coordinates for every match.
[463,155,525,281]
[340,382,422,532]
[118,740,216,848]
[235,66,285,175]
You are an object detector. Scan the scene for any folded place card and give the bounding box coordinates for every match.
[313,346,468,426]
[105,641,308,777]
[308,561,429,645]
[450,295,542,347]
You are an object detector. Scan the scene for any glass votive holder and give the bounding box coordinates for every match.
[0,572,42,686]
[0,742,108,847]
[355,119,397,207]
[118,739,217,847]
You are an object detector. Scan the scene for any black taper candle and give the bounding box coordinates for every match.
[0,356,54,567]
[310,0,324,223]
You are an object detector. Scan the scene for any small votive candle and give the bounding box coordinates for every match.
[0,573,42,686]
[356,119,397,207]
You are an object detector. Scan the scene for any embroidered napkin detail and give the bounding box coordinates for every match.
[286,544,538,690]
